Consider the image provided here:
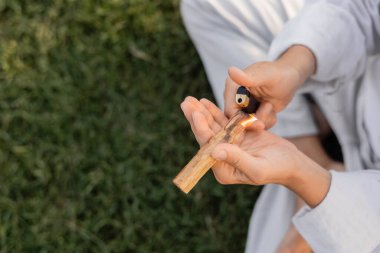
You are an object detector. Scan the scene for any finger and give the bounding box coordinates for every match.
[198,98,224,133]
[188,98,220,134]
[181,97,211,141]
[180,96,198,126]
[211,161,247,185]
[200,98,228,127]
[192,111,214,146]
[228,66,257,88]
[186,97,217,129]
[246,118,265,131]
[182,96,217,131]
[224,74,241,118]
[181,97,210,135]
[211,143,265,185]
[265,112,277,129]
[212,160,257,185]
[255,102,277,129]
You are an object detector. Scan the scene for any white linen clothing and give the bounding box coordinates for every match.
[293,170,380,253]
[181,0,380,252]
[362,58,380,161]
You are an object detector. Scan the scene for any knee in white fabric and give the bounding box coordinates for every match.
[180,0,203,20]
[180,0,220,34]
[180,0,213,30]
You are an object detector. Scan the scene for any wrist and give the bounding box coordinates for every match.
[283,150,331,208]
[275,45,316,88]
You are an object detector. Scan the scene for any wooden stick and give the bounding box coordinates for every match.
[173,111,254,193]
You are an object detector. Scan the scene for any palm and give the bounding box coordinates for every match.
[217,129,297,185]
[181,96,298,185]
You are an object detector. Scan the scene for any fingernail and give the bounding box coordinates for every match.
[213,149,227,160]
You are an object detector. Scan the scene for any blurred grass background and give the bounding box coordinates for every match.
[0,0,261,252]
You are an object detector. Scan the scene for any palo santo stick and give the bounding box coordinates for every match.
[173,111,257,193]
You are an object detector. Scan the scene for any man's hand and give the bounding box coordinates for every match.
[180,97,330,208]
[181,96,299,185]
[224,45,316,129]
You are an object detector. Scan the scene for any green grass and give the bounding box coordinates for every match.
[0,1,261,252]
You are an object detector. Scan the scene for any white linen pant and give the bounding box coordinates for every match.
[180,1,305,252]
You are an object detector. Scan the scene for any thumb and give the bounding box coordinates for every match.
[228,66,258,88]
[211,143,260,178]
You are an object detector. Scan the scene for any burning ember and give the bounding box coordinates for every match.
[240,114,257,127]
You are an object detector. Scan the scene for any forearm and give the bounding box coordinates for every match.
[288,136,344,209]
